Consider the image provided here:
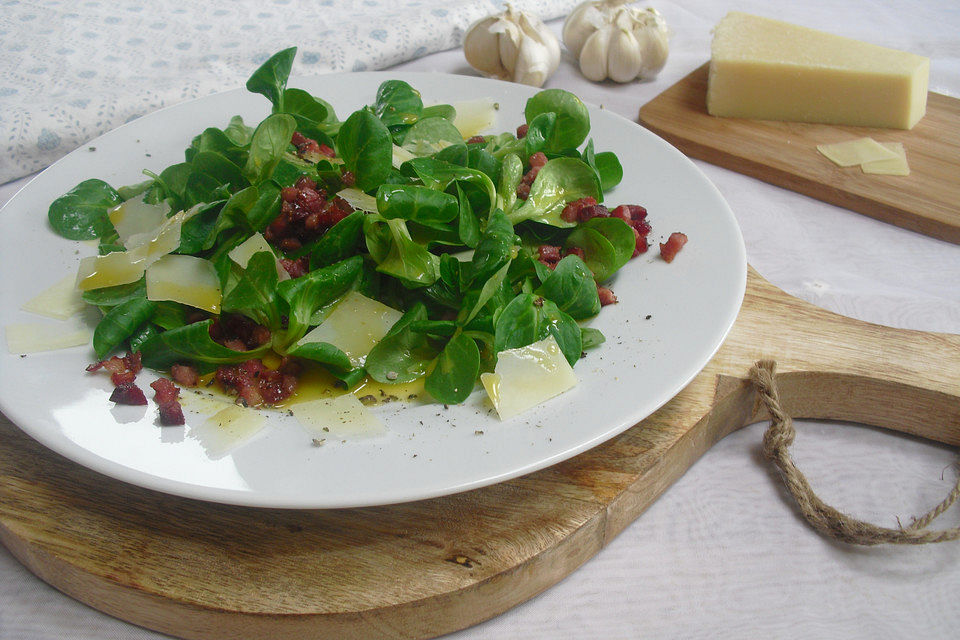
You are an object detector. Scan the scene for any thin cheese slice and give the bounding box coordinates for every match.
[708,12,929,129]
[480,335,577,420]
[452,99,497,138]
[227,232,290,281]
[861,142,910,176]
[145,254,222,313]
[6,322,91,353]
[297,291,402,367]
[291,394,386,438]
[190,404,266,459]
[336,187,378,213]
[391,144,417,169]
[108,195,171,248]
[228,232,275,268]
[21,274,87,320]
[816,138,901,167]
[76,205,199,291]
[76,250,148,291]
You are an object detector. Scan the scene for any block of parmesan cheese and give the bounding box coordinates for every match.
[707,12,929,129]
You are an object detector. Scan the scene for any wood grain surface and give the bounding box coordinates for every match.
[1,267,958,640]
[638,64,960,244]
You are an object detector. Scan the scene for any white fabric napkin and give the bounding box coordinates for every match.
[0,0,578,184]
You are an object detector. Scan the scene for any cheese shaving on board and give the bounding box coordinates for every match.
[861,142,910,176]
[816,138,901,167]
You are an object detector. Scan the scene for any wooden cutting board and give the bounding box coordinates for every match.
[638,63,960,244]
[1,267,958,640]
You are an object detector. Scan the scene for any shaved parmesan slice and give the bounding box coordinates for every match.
[146,254,222,313]
[861,142,910,175]
[480,336,577,420]
[817,138,900,167]
[292,394,386,438]
[228,232,274,268]
[21,274,86,320]
[128,204,195,258]
[76,250,148,291]
[6,322,91,353]
[402,138,453,157]
[336,187,378,213]
[108,195,171,248]
[227,232,290,281]
[75,205,200,291]
[391,144,417,169]
[452,99,497,138]
[190,404,266,459]
[178,389,236,416]
[297,291,402,367]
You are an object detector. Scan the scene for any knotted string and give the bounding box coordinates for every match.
[749,360,960,545]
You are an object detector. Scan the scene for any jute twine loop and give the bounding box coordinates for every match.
[749,360,960,545]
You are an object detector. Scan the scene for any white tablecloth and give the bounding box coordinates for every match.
[2,1,959,638]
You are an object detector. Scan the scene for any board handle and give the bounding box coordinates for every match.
[713,268,960,446]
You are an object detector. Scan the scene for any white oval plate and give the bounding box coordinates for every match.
[0,72,745,508]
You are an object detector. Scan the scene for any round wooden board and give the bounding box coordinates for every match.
[2,267,958,639]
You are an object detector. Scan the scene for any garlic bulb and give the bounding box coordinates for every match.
[563,1,669,83]
[463,4,561,87]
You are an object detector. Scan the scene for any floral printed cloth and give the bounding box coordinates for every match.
[0,0,578,184]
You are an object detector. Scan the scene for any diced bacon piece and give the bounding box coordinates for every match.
[467,135,486,144]
[516,152,549,199]
[291,131,321,159]
[597,286,618,306]
[110,382,148,406]
[295,175,317,191]
[150,378,185,426]
[537,245,561,267]
[516,124,529,139]
[214,358,301,407]
[561,197,598,223]
[210,315,271,351]
[123,351,142,374]
[111,370,137,386]
[170,364,199,387]
[528,151,548,169]
[150,377,180,404]
[659,232,688,263]
[632,226,649,257]
[237,380,264,408]
[612,204,647,223]
[157,402,185,426]
[86,355,124,374]
[280,257,309,278]
[88,351,143,383]
[578,204,609,221]
[516,182,531,200]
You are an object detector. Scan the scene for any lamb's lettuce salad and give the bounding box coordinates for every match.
[47,47,638,406]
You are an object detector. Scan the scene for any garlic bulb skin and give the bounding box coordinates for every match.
[563,1,670,83]
[578,26,612,82]
[463,16,508,78]
[633,9,670,78]
[607,22,642,82]
[463,4,561,87]
[563,0,629,58]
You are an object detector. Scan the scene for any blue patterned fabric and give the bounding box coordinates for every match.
[0,0,578,183]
